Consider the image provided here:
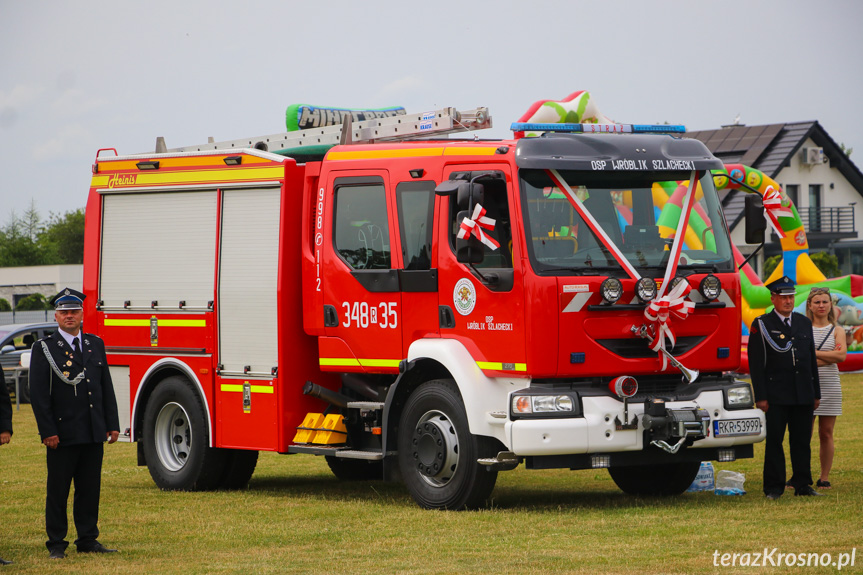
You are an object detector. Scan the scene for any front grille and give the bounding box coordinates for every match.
[595,335,704,358]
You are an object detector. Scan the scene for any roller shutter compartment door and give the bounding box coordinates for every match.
[100,191,218,309]
[218,187,281,376]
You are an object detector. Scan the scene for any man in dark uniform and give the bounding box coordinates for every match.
[30,288,120,559]
[748,276,821,499]
[0,365,13,565]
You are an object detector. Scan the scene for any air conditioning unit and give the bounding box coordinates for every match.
[802,147,826,165]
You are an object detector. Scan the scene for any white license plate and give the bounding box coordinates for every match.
[713,418,762,437]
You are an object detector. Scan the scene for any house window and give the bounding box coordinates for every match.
[785,184,799,207]
[809,184,822,232]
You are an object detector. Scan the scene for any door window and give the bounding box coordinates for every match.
[447,171,513,269]
[396,181,434,271]
[334,182,391,270]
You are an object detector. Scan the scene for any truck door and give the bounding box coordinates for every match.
[395,179,440,354]
[319,171,403,373]
[436,166,527,375]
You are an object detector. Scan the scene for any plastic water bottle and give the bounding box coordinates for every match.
[686,461,715,492]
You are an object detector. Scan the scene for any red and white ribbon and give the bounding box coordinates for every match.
[657,171,699,299]
[762,186,793,239]
[643,280,695,370]
[458,204,500,250]
[546,169,641,280]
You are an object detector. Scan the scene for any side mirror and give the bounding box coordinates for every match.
[456,183,484,212]
[0,345,14,354]
[455,210,485,264]
[744,194,766,244]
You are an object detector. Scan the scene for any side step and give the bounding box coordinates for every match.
[288,444,385,460]
[477,451,520,471]
[346,401,384,410]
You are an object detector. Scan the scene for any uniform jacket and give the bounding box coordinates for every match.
[0,364,12,434]
[748,311,821,406]
[30,330,120,445]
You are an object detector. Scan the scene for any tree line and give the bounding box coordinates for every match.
[0,204,85,311]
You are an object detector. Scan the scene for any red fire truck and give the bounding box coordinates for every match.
[83,106,766,509]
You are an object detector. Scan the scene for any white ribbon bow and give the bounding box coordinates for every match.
[457,204,500,250]
[644,280,695,369]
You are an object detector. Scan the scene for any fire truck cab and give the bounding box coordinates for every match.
[85,108,766,509]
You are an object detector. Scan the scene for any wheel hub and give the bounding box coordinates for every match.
[411,410,459,486]
[153,402,192,472]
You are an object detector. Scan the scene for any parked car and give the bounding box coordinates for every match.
[0,322,56,403]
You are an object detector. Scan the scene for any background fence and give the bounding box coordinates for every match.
[0,310,53,325]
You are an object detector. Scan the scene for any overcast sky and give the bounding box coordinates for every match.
[2,0,861,220]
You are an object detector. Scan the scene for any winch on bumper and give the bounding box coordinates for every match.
[641,398,710,454]
[493,376,765,470]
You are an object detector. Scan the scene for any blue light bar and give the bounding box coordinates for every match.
[510,122,686,134]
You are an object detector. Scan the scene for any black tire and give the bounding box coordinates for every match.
[397,379,498,510]
[18,379,30,404]
[219,449,259,490]
[325,456,383,481]
[142,376,227,491]
[608,461,701,496]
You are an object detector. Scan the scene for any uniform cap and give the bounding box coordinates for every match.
[50,287,85,310]
[765,276,796,296]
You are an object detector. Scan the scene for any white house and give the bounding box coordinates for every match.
[687,121,863,276]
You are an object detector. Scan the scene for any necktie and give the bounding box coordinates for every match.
[73,337,81,360]
[784,317,791,328]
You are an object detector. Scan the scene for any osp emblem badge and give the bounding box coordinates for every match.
[453,277,476,316]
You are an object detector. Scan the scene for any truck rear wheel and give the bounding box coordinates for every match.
[397,379,497,510]
[608,461,701,496]
[325,457,383,481]
[143,376,227,491]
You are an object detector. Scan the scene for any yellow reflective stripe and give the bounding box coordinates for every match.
[359,358,401,368]
[326,148,445,161]
[91,166,284,189]
[476,361,527,372]
[319,357,361,367]
[220,384,274,394]
[443,146,499,156]
[319,357,400,368]
[159,319,207,327]
[104,319,206,327]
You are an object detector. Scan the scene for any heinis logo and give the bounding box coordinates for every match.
[107,174,137,188]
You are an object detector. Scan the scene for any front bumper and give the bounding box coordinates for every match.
[505,390,765,458]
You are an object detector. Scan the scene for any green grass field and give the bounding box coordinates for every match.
[2,376,861,574]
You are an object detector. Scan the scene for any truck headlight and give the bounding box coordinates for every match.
[725,385,753,408]
[512,394,574,414]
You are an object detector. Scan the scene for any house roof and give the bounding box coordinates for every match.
[687,121,863,232]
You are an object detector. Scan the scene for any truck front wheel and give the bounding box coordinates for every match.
[608,461,701,496]
[143,376,227,491]
[397,379,497,510]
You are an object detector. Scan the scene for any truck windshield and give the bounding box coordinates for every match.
[519,169,734,275]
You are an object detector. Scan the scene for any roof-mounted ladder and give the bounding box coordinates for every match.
[159,107,492,154]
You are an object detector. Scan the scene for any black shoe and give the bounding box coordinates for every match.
[816,479,832,488]
[795,485,824,496]
[0,557,12,565]
[78,542,118,553]
[784,480,794,490]
[49,549,66,559]
[765,492,782,500]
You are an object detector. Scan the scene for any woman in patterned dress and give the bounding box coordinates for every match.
[806,287,846,488]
